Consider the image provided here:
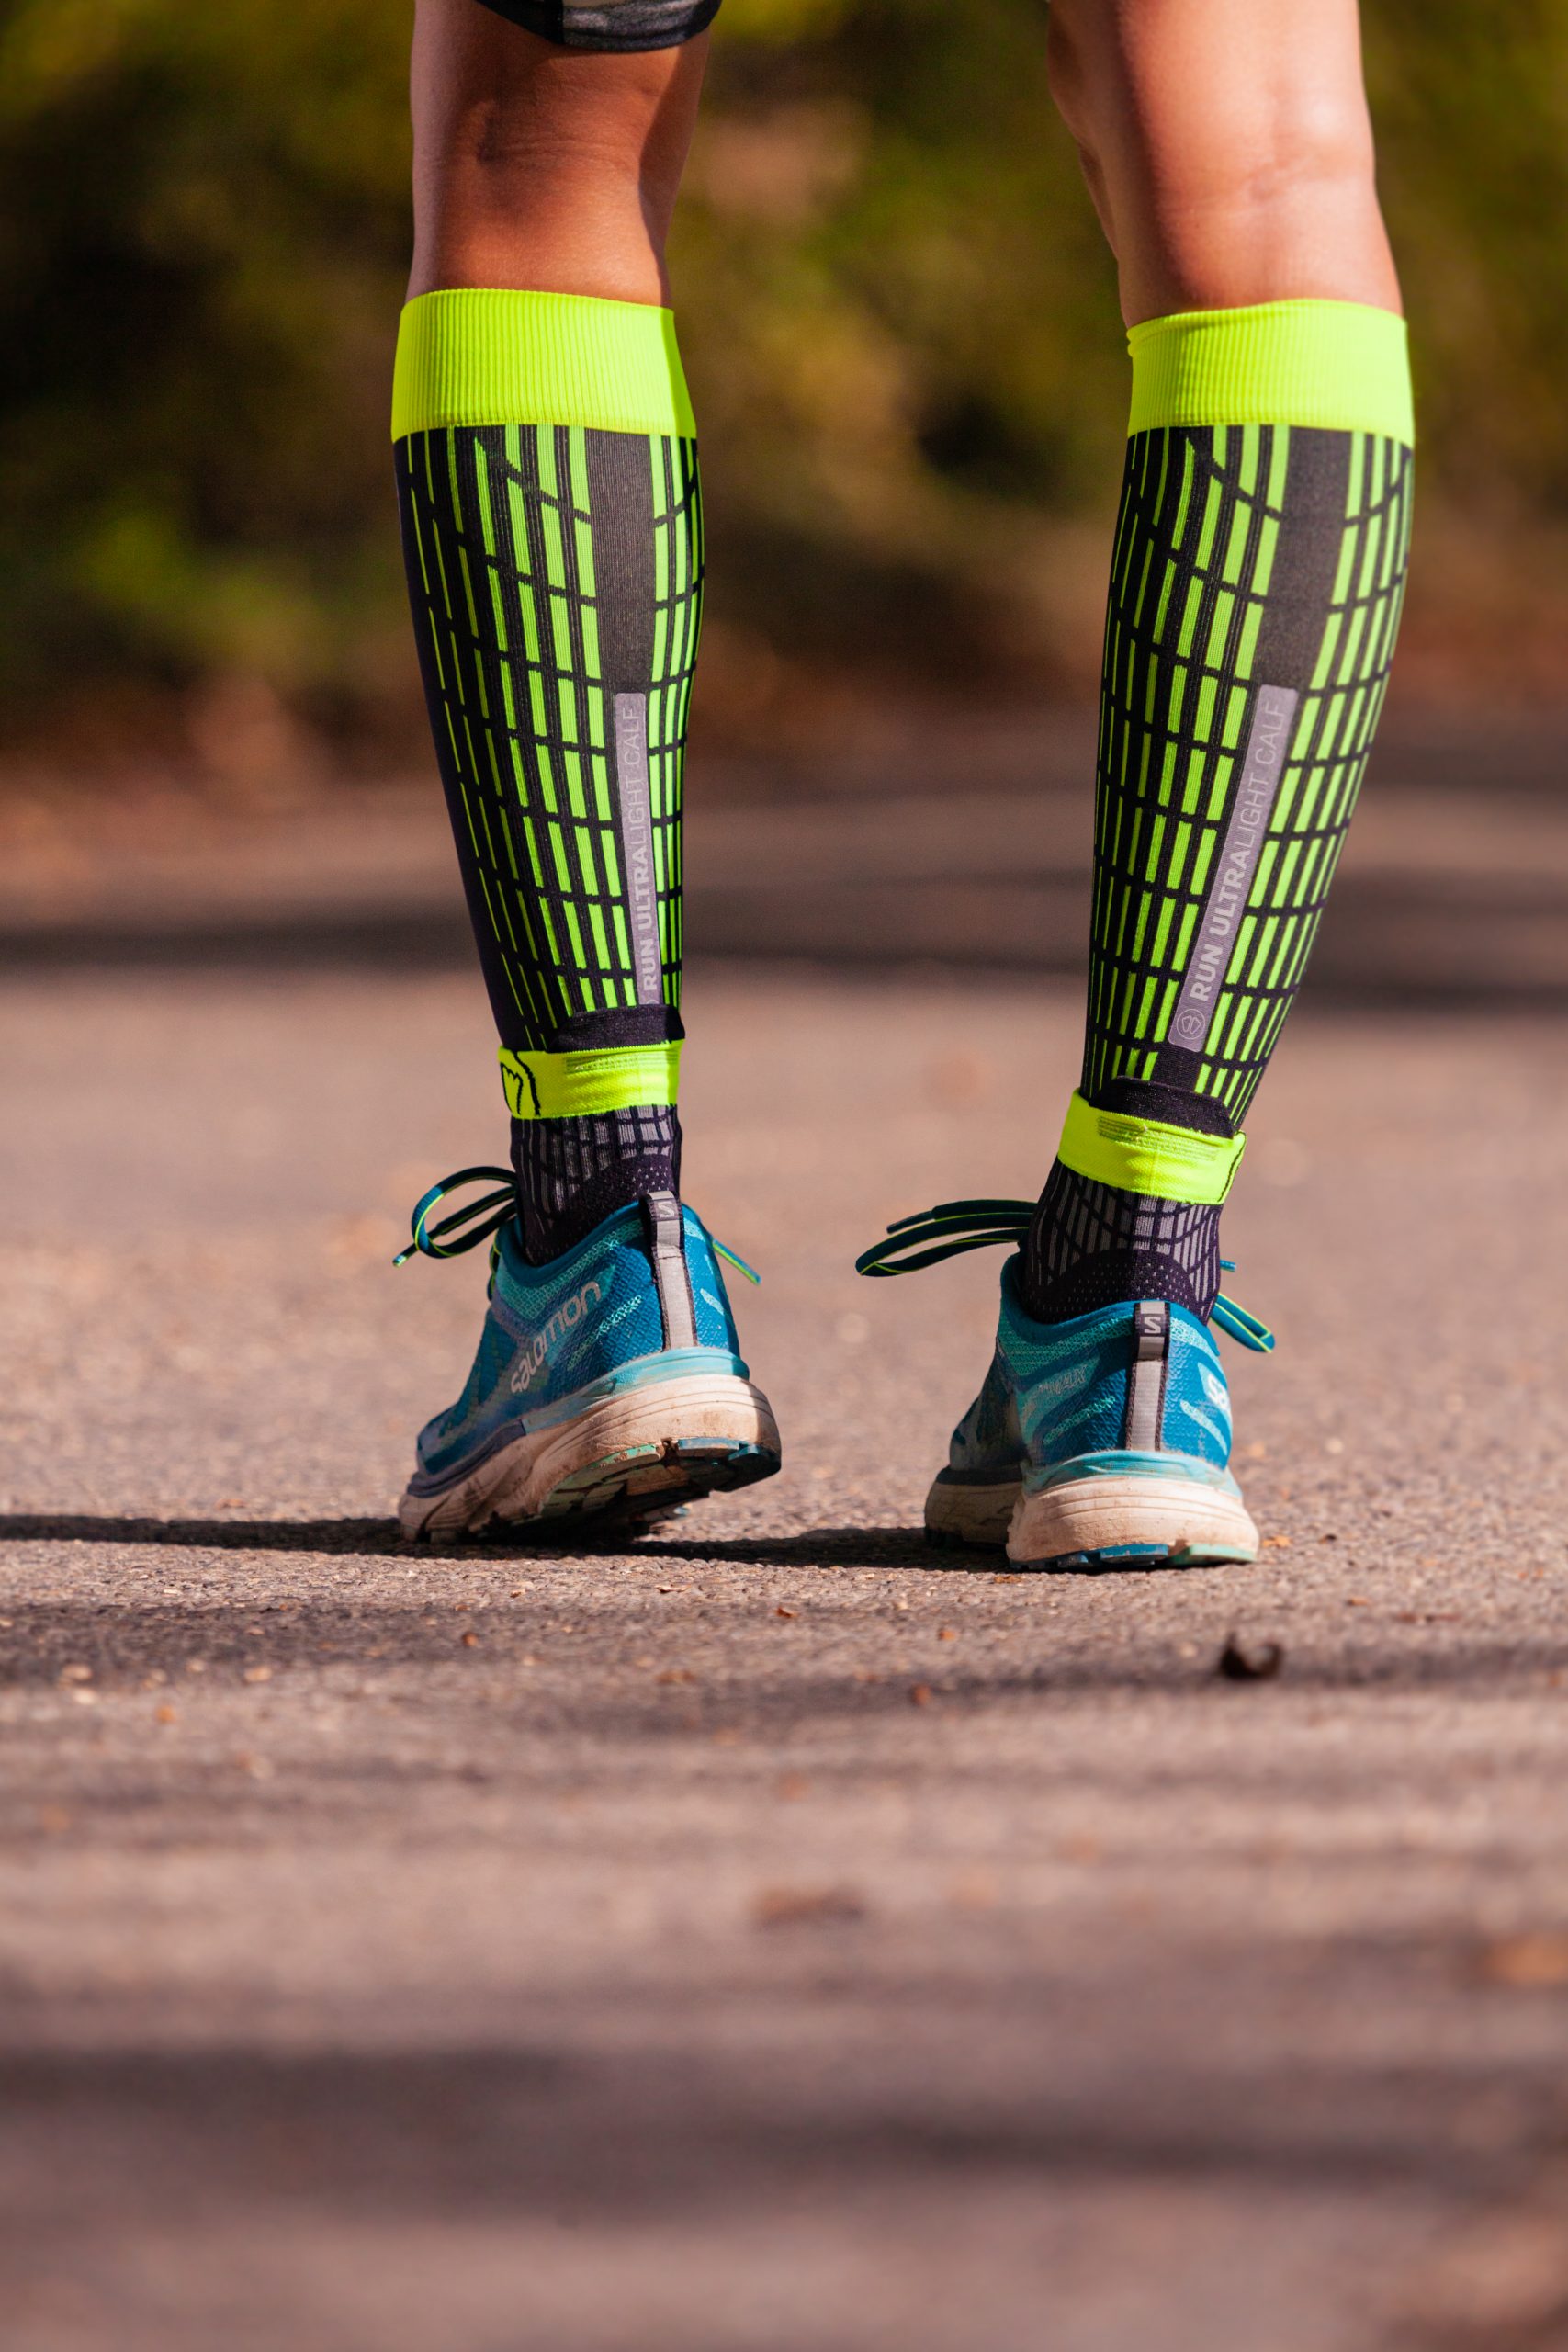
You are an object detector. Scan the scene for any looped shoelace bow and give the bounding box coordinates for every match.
[393,1164,761,1286]
[393,1165,517,1268]
[853,1197,1274,1352]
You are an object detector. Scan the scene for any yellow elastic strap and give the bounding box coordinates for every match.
[392,289,694,442]
[499,1043,680,1122]
[1128,300,1414,448]
[1056,1091,1245,1207]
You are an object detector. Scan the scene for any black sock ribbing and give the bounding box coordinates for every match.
[1021,1163,1221,1323]
[511,1104,682,1264]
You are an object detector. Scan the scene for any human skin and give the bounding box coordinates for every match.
[1046,0,1402,321]
[407,0,1401,322]
[408,2,707,304]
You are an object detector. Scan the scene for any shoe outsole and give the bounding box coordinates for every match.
[520,1434,776,1533]
[1010,1540,1256,1574]
[1007,1471,1258,1574]
[400,1372,781,1542]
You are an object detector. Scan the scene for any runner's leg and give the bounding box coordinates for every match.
[905,0,1412,1566]
[1022,0,1412,1319]
[394,0,779,1540]
[401,0,709,1259]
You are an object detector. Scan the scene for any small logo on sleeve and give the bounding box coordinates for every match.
[501,1057,542,1118]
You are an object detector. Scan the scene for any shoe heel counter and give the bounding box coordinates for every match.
[681,1211,743,1354]
[1000,1282,1134,1465]
[1164,1307,1234,1469]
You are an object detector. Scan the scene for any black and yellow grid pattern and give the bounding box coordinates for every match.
[397,421,701,1053]
[646,434,701,992]
[1084,422,1413,1125]
[1026,1159,1223,1318]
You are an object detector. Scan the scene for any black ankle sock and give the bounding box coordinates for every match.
[511,1106,682,1264]
[1020,1080,1228,1324]
[1021,1166,1222,1322]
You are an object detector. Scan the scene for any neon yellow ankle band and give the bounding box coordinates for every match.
[1056,1091,1246,1207]
[393,289,694,441]
[1128,300,1414,447]
[499,1042,681,1121]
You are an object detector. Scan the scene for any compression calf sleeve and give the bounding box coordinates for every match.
[1022,300,1414,1322]
[393,290,700,1260]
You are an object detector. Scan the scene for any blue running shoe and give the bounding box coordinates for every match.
[858,1199,1272,1571]
[396,1170,780,1539]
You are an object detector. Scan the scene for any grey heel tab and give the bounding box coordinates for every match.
[642,1191,696,1351]
[1124,1301,1170,1453]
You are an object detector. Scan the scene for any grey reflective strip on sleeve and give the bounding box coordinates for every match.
[645,1190,695,1351]
[1123,1301,1169,1453]
[615,692,663,1009]
[1165,684,1299,1056]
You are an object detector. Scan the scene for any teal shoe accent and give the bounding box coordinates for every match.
[398,1174,780,1539]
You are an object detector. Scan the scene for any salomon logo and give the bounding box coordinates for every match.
[509,1280,603,1393]
[501,1057,542,1117]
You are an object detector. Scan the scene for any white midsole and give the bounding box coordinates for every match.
[400,1373,780,1538]
[1007,1472,1258,1566]
[925,1476,1021,1549]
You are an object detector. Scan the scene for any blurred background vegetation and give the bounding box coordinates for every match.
[1,0,1564,777]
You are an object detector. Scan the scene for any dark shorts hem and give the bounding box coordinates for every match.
[473,0,721,50]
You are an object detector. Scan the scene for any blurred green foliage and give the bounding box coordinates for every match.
[0,0,1564,752]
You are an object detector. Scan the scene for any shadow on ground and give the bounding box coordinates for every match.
[0,2035,1547,2228]
[0,1513,940,1570]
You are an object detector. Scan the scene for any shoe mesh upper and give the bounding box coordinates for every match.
[414,1202,741,1480]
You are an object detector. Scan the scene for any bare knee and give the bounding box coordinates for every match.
[1049,0,1399,322]
[410,0,707,303]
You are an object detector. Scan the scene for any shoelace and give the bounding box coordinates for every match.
[393,1165,517,1267]
[393,1164,761,1286]
[854,1197,1274,1352]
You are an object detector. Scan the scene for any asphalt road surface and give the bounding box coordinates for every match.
[4,951,1568,2352]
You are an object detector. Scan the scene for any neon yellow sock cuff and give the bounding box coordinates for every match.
[1128,300,1414,447]
[392,289,694,441]
[499,1043,681,1121]
[1056,1091,1245,1207]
